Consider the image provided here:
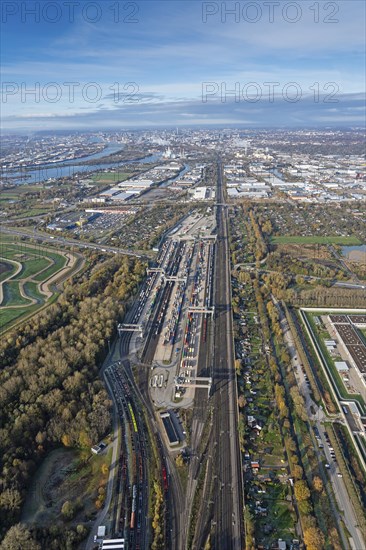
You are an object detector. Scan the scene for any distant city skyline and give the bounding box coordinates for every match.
[1,0,365,130]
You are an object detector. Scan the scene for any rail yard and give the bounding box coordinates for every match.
[88,165,365,550]
[89,160,246,549]
[90,192,242,549]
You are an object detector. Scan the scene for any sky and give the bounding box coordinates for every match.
[1,0,365,130]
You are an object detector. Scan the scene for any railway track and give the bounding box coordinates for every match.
[105,363,149,549]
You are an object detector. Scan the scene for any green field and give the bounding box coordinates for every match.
[20,257,51,278]
[91,171,130,184]
[12,208,52,218]
[2,185,42,194]
[1,185,46,213]
[0,240,70,333]
[33,253,66,281]
[0,305,40,329]
[0,243,66,281]
[271,236,362,245]
[2,281,32,307]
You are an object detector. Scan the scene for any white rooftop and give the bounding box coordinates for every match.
[335,361,349,372]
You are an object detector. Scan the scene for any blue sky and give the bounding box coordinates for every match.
[1,0,365,130]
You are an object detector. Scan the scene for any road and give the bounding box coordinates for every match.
[0,225,149,259]
[211,161,244,550]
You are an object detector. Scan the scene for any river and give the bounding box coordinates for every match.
[2,143,162,185]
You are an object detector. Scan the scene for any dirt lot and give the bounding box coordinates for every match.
[22,447,111,526]
[275,243,332,260]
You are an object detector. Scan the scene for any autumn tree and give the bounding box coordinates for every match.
[313,476,323,493]
[175,454,184,468]
[294,480,311,501]
[238,394,246,408]
[0,524,41,550]
[304,526,325,550]
[0,489,23,516]
[101,463,109,475]
[234,359,242,375]
[292,464,304,480]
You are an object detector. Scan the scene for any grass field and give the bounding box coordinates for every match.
[12,207,52,218]
[271,236,362,245]
[1,185,46,214]
[33,253,66,281]
[2,185,42,196]
[2,281,32,307]
[0,239,71,333]
[91,171,130,184]
[20,257,51,278]
[0,303,41,329]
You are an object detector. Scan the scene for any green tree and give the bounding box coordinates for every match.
[61,500,75,520]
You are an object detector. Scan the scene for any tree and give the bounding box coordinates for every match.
[234,359,242,375]
[61,434,72,447]
[238,394,246,408]
[76,524,87,537]
[0,489,23,513]
[0,524,41,550]
[313,476,323,493]
[292,464,304,480]
[101,463,109,475]
[294,480,311,501]
[78,426,93,450]
[244,507,255,550]
[61,500,75,521]
[298,499,312,515]
[304,527,325,550]
[35,431,46,445]
[175,454,184,468]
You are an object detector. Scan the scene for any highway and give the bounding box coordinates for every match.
[0,225,149,259]
[211,161,244,549]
